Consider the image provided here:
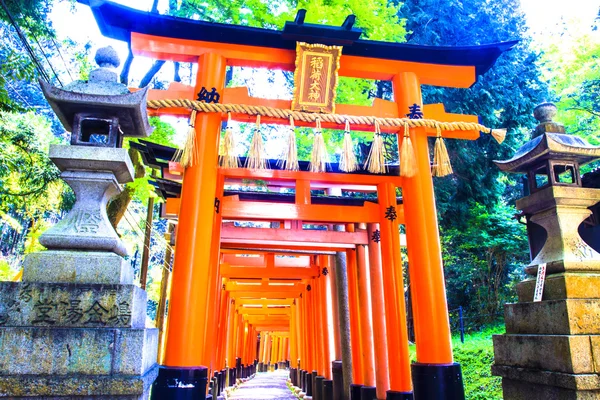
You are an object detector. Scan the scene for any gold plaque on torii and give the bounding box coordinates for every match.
[291,42,342,114]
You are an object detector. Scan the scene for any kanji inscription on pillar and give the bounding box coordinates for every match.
[291,42,342,114]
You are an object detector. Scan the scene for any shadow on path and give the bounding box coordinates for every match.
[228,369,295,400]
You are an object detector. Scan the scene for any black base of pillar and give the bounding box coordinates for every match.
[323,379,333,400]
[332,361,343,400]
[301,370,307,392]
[386,390,413,400]
[315,375,324,400]
[306,372,314,396]
[290,368,297,386]
[411,363,464,400]
[151,366,208,400]
[350,384,364,400]
[361,386,377,400]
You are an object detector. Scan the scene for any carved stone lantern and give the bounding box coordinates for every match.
[491,103,600,399]
[34,46,153,259]
[0,47,158,399]
[41,46,152,148]
[495,102,600,274]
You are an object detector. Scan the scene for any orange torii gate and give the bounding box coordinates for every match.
[84,1,515,399]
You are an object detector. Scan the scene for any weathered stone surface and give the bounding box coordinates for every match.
[48,145,134,183]
[505,299,600,335]
[492,365,600,391]
[0,327,157,376]
[516,186,600,274]
[517,273,600,302]
[0,282,145,328]
[493,334,598,374]
[0,364,157,399]
[502,378,600,400]
[22,250,133,285]
[39,169,127,256]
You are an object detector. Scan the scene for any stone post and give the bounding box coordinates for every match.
[0,47,157,399]
[492,103,600,399]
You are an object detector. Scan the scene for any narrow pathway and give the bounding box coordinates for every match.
[228,369,295,400]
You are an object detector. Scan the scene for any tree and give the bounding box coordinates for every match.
[442,201,528,325]
[540,17,600,148]
[398,0,551,221]
[0,110,72,261]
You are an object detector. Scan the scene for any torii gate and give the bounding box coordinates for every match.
[84,1,515,399]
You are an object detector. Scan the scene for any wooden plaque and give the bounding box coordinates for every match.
[291,42,342,114]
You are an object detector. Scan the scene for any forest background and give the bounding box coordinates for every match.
[0,0,599,397]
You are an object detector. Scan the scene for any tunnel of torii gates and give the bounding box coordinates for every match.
[85,1,515,399]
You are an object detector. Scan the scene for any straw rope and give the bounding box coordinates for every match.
[147,99,506,142]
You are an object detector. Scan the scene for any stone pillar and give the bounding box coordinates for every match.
[0,147,157,398]
[0,47,157,399]
[492,186,600,399]
[492,105,600,399]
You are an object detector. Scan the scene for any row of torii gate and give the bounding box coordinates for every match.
[86,1,516,399]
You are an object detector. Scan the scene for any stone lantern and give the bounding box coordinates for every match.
[491,103,600,399]
[0,47,158,399]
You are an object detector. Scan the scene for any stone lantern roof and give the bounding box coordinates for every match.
[40,46,153,141]
[495,103,600,174]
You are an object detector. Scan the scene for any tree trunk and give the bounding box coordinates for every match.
[139,60,166,88]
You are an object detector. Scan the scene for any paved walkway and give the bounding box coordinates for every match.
[228,369,296,400]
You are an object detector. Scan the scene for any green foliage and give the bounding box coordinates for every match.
[441,201,528,321]
[541,25,600,146]
[399,0,550,216]
[0,259,17,280]
[0,111,69,219]
[171,0,406,41]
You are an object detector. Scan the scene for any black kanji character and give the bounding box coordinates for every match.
[407,103,423,119]
[84,301,108,325]
[385,206,397,222]
[371,229,381,243]
[197,87,220,103]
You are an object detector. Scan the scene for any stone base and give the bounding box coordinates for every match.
[0,364,158,399]
[492,365,600,392]
[0,282,147,328]
[493,334,600,374]
[505,299,600,335]
[501,377,600,400]
[517,273,600,302]
[23,251,133,285]
[0,327,157,376]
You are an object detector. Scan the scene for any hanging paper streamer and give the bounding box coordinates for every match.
[245,115,268,170]
[432,124,453,177]
[364,120,387,174]
[309,118,329,173]
[220,112,240,168]
[399,123,417,178]
[278,116,300,171]
[176,109,198,168]
[339,120,358,172]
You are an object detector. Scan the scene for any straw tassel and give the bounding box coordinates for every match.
[431,124,453,177]
[490,128,507,144]
[220,112,240,168]
[245,115,268,170]
[339,120,358,172]
[309,119,329,173]
[399,123,417,178]
[363,120,387,174]
[178,110,198,168]
[278,116,300,171]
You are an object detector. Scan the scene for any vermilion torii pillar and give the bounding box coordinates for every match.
[395,72,463,399]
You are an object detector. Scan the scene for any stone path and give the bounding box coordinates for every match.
[228,369,296,400]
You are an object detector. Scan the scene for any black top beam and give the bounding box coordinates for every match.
[81,0,517,77]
